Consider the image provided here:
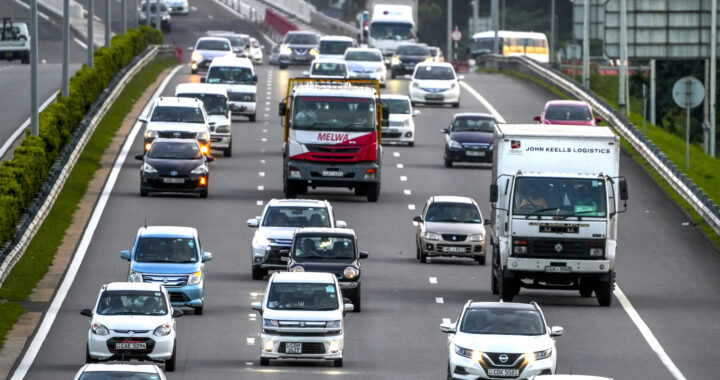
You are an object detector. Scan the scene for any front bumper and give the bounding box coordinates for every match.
[140,172,209,194]
[229,100,256,116]
[166,283,204,308]
[286,159,380,188]
[88,330,174,361]
[210,133,231,149]
[409,86,460,104]
[506,257,612,274]
[252,244,291,271]
[381,126,414,144]
[349,71,385,84]
[260,332,343,361]
[279,54,314,65]
[391,62,421,75]
[338,281,359,299]
[445,147,492,163]
[420,238,485,259]
[449,351,555,379]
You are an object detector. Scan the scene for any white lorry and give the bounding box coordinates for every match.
[365,1,418,64]
[1,18,30,64]
[489,124,628,306]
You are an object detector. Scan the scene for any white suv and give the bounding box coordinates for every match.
[247,199,346,280]
[139,96,213,155]
[251,272,354,367]
[441,301,563,379]
[81,282,183,371]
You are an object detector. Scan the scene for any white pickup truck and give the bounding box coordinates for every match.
[1,18,30,64]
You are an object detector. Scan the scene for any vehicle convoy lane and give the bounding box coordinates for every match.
[10,3,720,380]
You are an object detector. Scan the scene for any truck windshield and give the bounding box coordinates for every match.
[292,96,375,132]
[267,283,339,311]
[293,236,355,261]
[513,177,607,217]
[370,22,414,40]
[207,67,255,85]
[320,40,353,55]
[176,93,228,115]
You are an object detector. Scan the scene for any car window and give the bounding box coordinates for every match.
[452,117,495,132]
[78,372,162,380]
[370,22,414,40]
[414,65,455,80]
[196,40,231,51]
[176,93,228,115]
[311,62,347,76]
[150,106,205,123]
[460,308,545,336]
[293,236,355,260]
[148,141,201,159]
[267,282,339,310]
[425,202,482,223]
[545,104,592,121]
[134,237,199,263]
[206,66,255,85]
[396,44,429,56]
[344,50,382,62]
[262,206,331,227]
[96,290,168,316]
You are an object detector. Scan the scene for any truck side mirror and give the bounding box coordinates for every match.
[278,102,286,117]
[253,75,258,83]
[490,184,498,203]
[619,178,629,200]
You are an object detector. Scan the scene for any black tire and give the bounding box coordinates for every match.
[224,142,232,157]
[21,54,29,64]
[354,186,365,196]
[408,141,414,147]
[452,102,460,108]
[191,68,197,74]
[579,278,594,298]
[447,362,453,380]
[475,255,486,265]
[252,267,264,280]
[499,272,516,302]
[491,248,500,295]
[194,306,203,315]
[260,357,270,366]
[200,190,208,198]
[366,183,380,202]
[249,114,256,122]
[352,284,361,312]
[333,358,343,367]
[165,343,176,372]
[85,345,97,363]
[416,245,421,260]
[283,180,297,198]
[380,83,386,88]
[444,157,453,168]
[140,189,148,197]
[296,183,308,195]
[419,249,427,263]
[391,71,396,79]
[596,271,615,306]
[279,63,288,70]
[411,101,416,107]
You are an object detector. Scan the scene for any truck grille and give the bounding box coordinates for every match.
[514,238,603,259]
[306,145,360,153]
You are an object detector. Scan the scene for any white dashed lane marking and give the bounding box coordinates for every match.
[246,338,255,345]
[404,189,412,195]
[258,172,265,177]
[261,137,267,142]
[393,152,400,157]
[408,204,415,210]
[429,277,438,284]
[397,163,404,168]
[258,186,264,191]
[256,200,263,206]
[260,160,266,164]
[400,176,407,181]
[435,297,444,304]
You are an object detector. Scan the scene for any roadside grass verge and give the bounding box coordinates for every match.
[476,66,720,249]
[0,57,178,349]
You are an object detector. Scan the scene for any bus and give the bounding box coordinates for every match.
[470,31,549,63]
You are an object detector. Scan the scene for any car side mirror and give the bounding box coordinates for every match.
[440,128,449,134]
[413,109,421,117]
[120,250,131,260]
[138,115,148,123]
[619,178,629,200]
[596,116,603,124]
[550,326,564,337]
[336,220,347,228]
[490,184,499,203]
[200,77,206,83]
[534,115,541,122]
[440,321,455,333]
[359,251,369,259]
[80,309,93,317]
[134,154,145,161]
[172,309,184,318]
[412,216,423,223]
[343,303,354,314]
[278,102,286,117]
[251,301,263,312]
[247,218,259,227]
[202,252,212,262]
[253,75,258,83]
[208,121,217,127]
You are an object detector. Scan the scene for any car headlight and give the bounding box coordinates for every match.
[424,56,433,62]
[190,164,207,174]
[153,323,172,337]
[128,271,144,282]
[144,130,157,138]
[329,340,340,353]
[187,271,202,285]
[533,348,553,361]
[454,344,481,360]
[391,56,400,65]
[412,82,420,88]
[281,46,292,55]
[424,231,440,240]
[289,266,304,272]
[326,320,341,328]
[162,14,169,20]
[467,233,484,242]
[402,119,411,127]
[589,248,604,257]
[263,319,279,327]
[376,66,384,72]
[191,52,203,62]
[254,236,274,247]
[197,131,210,141]
[142,163,157,173]
[310,48,319,56]
[343,266,359,279]
[448,139,462,149]
[92,323,109,336]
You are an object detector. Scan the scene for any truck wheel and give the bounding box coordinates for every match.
[22,54,29,64]
[579,278,594,297]
[475,255,485,265]
[491,248,500,295]
[352,284,361,312]
[260,357,270,366]
[596,271,615,306]
[366,183,380,202]
[252,267,264,280]
[249,114,256,122]
[283,180,297,198]
[500,273,516,302]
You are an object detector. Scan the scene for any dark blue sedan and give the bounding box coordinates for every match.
[441,113,496,167]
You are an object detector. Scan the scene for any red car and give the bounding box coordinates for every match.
[534,100,602,126]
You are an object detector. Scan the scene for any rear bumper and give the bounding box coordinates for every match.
[445,148,492,163]
[229,101,256,116]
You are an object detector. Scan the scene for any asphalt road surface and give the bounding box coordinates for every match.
[10,1,720,379]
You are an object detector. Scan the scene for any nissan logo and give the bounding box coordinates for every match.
[299,321,306,327]
[452,236,457,241]
[170,171,178,176]
[554,243,563,252]
[498,354,509,363]
[162,278,168,284]
[173,132,181,137]
[128,331,135,336]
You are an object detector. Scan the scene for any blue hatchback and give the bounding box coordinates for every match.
[121,226,212,315]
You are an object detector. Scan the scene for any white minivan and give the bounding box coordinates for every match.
[204,56,258,121]
[251,272,353,367]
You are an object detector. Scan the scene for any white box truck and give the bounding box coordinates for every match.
[489,124,628,306]
[366,1,418,64]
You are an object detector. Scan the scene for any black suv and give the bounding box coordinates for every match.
[286,228,368,312]
[390,43,431,78]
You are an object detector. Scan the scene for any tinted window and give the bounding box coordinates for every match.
[134,237,199,263]
[176,93,227,115]
[267,283,339,310]
[545,104,592,121]
[262,206,331,227]
[425,202,482,223]
[196,40,231,51]
[284,33,318,45]
[148,141,201,159]
[150,106,205,123]
[396,44,429,56]
[384,98,410,114]
[293,236,355,260]
[452,117,495,132]
[345,50,382,62]
[414,65,455,80]
[96,290,168,316]
[461,308,545,335]
[319,40,353,55]
[207,66,255,85]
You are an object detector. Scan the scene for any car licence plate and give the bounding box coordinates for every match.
[487,368,519,377]
[545,266,572,273]
[163,178,185,184]
[115,342,146,350]
[285,342,302,354]
[443,246,466,253]
[322,171,344,177]
[425,94,443,100]
[465,151,485,156]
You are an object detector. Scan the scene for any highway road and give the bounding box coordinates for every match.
[9,1,720,379]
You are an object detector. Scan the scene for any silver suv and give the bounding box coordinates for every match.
[247,199,346,280]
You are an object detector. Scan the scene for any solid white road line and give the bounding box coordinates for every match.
[460,81,506,123]
[615,286,687,380]
[73,37,88,49]
[0,92,59,159]
[10,65,183,380]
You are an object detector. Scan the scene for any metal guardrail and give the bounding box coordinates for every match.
[479,55,720,237]
[0,45,168,286]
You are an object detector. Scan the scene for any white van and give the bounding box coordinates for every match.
[317,35,356,60]
[174,83,233,157]
[204,56,258,121]
[251,272,353,367]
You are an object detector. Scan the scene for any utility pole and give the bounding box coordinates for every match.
[155,0,161,30]
[30,0,39,135]
[446,0,452,60]
[550,0,555,64]
[133,0,138,29]
[121,0,126,34]
[650,59,656,124]
[491,0,499,55]
[471,0,478,37]
[105,0,111,48]
[710,0,717,156]
[87,0,94,68]
[582,0,590,88]
[618,0,628,114]
[62,0,69,97]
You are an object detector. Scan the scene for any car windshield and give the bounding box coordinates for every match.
[196,40,231,51]
[460,308,546,336]
[545,104,592,121]
[267,283,339,310]
[384,98,410,114]
[176,93,227,115]
[320,40,353,55]
[284,33,317,45]
[293,236,355,261]
[78,372,161,380]
[396,44,429,56]
[311,62,347,77]
[292,96,375,132]
[206,66,254,85]
[370,22,414,40]
[345,51,382,62]
[452,117,495,132]
[147,141,201,159]
[425,202,482,223]
[134,237,199,263]
[414,65,455,80]
[150,106,205,123]
[512,177,607,217]
[212,35,244,49]
[262,206,331,227]
[96,290,168,316]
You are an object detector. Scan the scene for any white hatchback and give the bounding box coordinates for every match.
[441,301,563,379]
[380,94,420,146]
[81,282,183,372]
[74,363,166,379]
[409,62,462,107]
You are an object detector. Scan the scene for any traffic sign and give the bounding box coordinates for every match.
[672,76,704,109]
[451,29,462,42]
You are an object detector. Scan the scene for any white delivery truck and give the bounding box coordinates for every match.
[489,124,628,306]
[366,2,418,64]
[1,18,30,64]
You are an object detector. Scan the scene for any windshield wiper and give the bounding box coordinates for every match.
[525,207,563,219]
